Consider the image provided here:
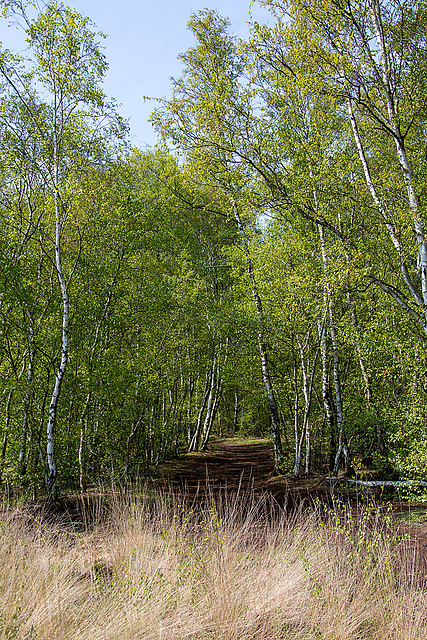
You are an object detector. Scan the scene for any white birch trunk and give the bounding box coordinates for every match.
[345,1,427,335]
[292,344,300,474]
[201,364,216,447]
[187,373,195,446]
[232,201,283,471]
[46,222,69,496]
[347,98,426,321]
[201,374,222,451]
[294,337,307,477]
[317,318,336,470]
[201,340,228,450]
[294,334,319,478]
[46,99,69,497]
[233,389,239,433]
[370,1,427,306]
[317,223,347,476]
[189,361,214,451]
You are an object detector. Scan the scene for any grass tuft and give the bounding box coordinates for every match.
[0,489,425,639]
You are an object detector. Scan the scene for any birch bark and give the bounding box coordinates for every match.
[0,3,122,495]
[46,104,69,495]
[370,1,427,308]
[317,223,347,475]
[339,0,427,336]
[189,360,215,451]
[232,200,283,472]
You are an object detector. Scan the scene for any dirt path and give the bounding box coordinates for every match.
[159,440,427,543]
[163,440,274,495]
[159,439,327,506]
[52,439,427,563]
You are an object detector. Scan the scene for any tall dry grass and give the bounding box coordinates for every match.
[0,488,425,640]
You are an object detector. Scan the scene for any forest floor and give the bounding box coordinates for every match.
[33,436,427,554]
[155,437,427,548]
[156,437,326,505]
[158,438,278,495]
[2,439,427,639]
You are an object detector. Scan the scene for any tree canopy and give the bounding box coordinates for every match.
[1,0,427,496]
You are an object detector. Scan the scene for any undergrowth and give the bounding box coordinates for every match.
[0,488,425,639]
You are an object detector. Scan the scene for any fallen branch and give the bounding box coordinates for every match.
[325,478,427,488]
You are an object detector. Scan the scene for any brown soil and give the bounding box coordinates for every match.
[42,439,427,565]
[159,439,342,507]
[160,440,276,496]
[158,439,427,556]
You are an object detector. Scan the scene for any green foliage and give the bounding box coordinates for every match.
[2,0,427,490]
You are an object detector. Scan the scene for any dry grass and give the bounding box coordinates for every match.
[0,489,426,640]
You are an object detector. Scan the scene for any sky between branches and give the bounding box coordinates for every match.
[0,0,271,148]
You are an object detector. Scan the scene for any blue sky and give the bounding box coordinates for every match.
[0,1,272,148]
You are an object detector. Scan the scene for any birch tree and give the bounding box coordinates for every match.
[152,10,284,471]
[259,0,427,337]
[0,0,126,495]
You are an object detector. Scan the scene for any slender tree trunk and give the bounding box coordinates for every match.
[233,388,240,434]
[317,318,336,471]
[347,94,427,334]
[310,170,339,472]
[201,376,223,450]
[189,361,214,452]
[201,367,216,447]
[292,342,300,474]
[294,334,319,478]
[0,391,13,484]
[46,112,69,497]
[371,0,427,310]
[317,223,347,475]
[232,200,282,472]
[187,373,195,447]
[201,340,228,450]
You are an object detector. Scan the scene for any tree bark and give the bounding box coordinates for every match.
[232,200,283,472]
[317,223,347,476]
[294,333,319,478]
[233,388,240,434]
[46,107,69,497]
[317,319,336,471]
[189,360,215,452]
